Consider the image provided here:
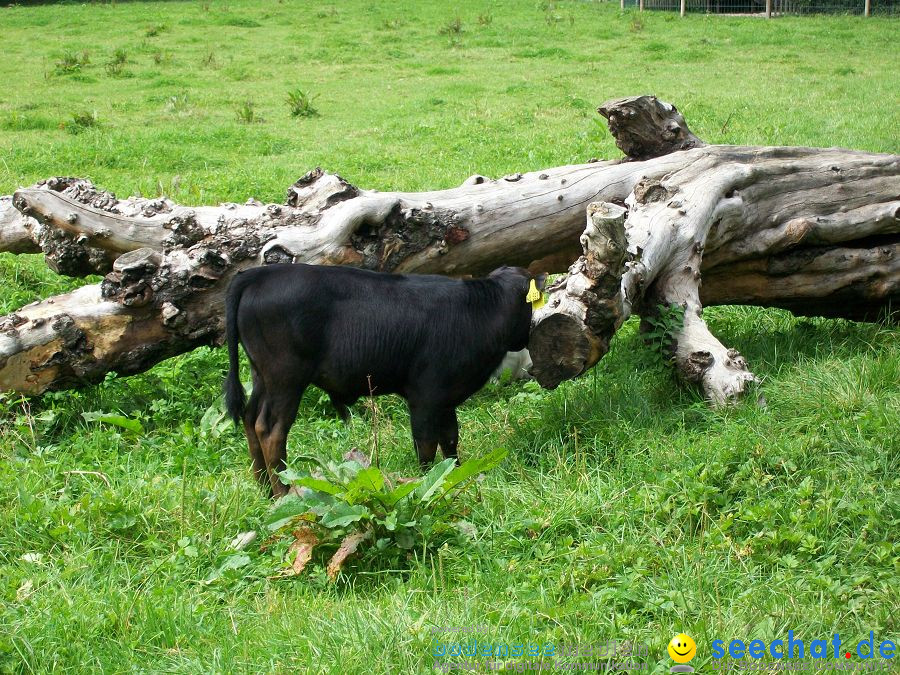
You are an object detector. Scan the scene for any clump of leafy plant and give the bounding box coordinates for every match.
[439,17,463,35]
[478,13,493,26]
[66,110,100,134]
[285,88,319,118]
[54,49,90,75]
[145,23,168,37]
[629,11,646,32]
[104,49,128,77]
[165,93,190,115]
[235,100,260,123]
[643,302,686,363]
[261,448,507,580]
[200,49,219,69]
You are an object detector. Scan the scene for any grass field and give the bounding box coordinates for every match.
[1,0,898,672]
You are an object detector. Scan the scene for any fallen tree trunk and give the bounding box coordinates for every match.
[529,133,899,402]
[1,96,897,403]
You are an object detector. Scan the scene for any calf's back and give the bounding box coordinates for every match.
[233,264,532,405]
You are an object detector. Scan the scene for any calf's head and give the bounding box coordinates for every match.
[487,266,548,351]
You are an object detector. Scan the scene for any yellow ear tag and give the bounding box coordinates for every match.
[526,279,546,309]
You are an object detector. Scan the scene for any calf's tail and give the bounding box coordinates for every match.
[224,272,250,426]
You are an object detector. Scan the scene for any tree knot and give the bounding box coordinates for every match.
[633,179,671,205]
[682,350,715,383]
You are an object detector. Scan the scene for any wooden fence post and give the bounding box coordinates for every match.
[681,0,687,15]
[766,0,772,17]
[864,0,871,15]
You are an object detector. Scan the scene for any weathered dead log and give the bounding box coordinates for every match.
[2,156,684,394]
[1,95,897,403]
[530,139,898,402]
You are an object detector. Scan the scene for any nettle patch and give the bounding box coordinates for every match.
[210,448,506,583]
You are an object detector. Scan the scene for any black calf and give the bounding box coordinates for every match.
[224,263,542,497]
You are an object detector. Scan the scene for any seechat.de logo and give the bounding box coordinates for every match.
[668,633,697,673]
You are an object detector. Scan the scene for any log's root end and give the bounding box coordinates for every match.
[678,346,758,406]
[527,200,627,391]
[528,313,606,389]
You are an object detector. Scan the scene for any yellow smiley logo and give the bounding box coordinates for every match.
[668,633,697,663]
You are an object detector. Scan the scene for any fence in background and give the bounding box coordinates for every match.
[620,0,897,15]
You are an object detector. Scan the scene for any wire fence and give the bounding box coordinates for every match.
[621,0,898,14]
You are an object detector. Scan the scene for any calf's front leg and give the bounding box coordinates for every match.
[409,403,440,468]
[436,408,460,463]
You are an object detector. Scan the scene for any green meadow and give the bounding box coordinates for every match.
[0,0,898,672]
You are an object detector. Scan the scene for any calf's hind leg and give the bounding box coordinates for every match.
[242,383,268,489]
[254,388,304,498]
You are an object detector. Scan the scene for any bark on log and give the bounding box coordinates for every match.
[1,95,897,404]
